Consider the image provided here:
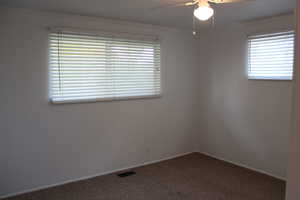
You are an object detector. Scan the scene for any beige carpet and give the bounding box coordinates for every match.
[4,153,285,200]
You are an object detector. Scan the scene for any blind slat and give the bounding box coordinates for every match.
[49,32,161,103]
[248,31,294,80]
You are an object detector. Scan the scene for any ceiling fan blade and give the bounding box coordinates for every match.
[151,1,195,10]
[185,1,198,6]
[208,0,254,4]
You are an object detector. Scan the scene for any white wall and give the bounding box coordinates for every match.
[285,2,300,199]
[0,5,293,198]
[196,14,294,179]
[0,7,205,197]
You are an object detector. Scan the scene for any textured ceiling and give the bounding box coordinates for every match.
[0,0,295,28]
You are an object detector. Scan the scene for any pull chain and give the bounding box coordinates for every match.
[192,8,196,35]
[212,14,215,28]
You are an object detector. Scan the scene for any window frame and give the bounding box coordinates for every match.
[247,30,295,81]
[48,30,163,104]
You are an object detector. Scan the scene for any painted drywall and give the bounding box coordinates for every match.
[285,3,299,200]
[196,14,294,179]
[0,5,293,198]
[0,7,205,197]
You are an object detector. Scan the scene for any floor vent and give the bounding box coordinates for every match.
[117,171,136,177]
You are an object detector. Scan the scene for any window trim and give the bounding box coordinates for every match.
[247,30,294,81]
[48,29,163,104]
[50,94,163,104]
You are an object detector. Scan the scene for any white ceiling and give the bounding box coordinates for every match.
[0,0,295,28]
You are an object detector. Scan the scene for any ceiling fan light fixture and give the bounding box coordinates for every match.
[193,4,214,21]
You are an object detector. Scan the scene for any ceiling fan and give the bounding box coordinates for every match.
[155,0,253,21]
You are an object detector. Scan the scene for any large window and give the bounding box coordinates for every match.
[248,31,294,80]
[49,32,161,103]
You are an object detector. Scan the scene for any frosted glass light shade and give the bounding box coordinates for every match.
[193,5,214,21]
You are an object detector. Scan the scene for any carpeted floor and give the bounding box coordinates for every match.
[4,153,285,200]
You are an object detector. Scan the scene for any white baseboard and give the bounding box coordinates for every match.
[1,151,194,199]
[2,151,286,198]
[198,151,286,181]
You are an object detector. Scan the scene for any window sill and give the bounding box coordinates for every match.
[49,94,162,105]
[247,77,293,81]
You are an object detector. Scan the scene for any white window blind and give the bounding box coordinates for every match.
[49,32,161,103]
[248,31,294,80]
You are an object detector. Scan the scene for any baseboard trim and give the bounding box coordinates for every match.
[2,151,286,198]
[198,151,286,181]
[0,151,194,199]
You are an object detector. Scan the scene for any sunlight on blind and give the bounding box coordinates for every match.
[49,32,161,103]
[248,31,294,80]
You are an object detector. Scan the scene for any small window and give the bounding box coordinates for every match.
[248,31,294,80]
[49,32,161,103]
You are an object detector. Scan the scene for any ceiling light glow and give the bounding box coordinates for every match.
[193,5,214,21]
